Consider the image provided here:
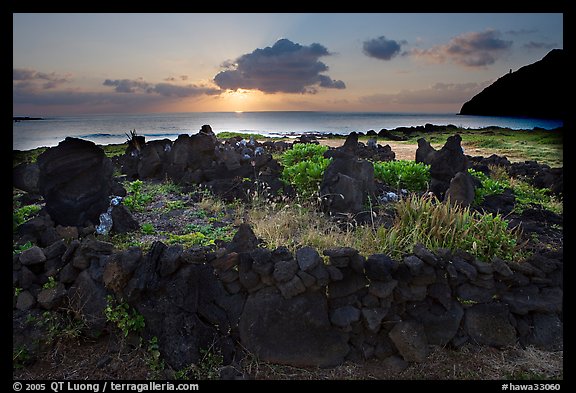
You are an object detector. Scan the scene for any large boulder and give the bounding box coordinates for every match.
[444,171,476,207]
[13,162,40,194]
[425,135,469,199]
[320,134,375,215]
[137,139,173,179]
[166,125,218,183]
[415,138,436,164]
[239,287,350,367]
[36,137,114,226]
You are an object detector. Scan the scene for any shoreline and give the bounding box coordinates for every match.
[13,125,563,168]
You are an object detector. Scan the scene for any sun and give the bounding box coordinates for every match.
[224,88,258,112]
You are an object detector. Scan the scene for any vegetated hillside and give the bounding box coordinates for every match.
[460,49,566,119]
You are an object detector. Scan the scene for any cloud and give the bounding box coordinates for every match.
[409,30,512,67]
[103,78,151,93]
[523,41,557,50]
[151,83,220,97]
[362,36,403,60]
[213,38,346,94]
[102,78,220,97]
[164,75,190,82]
[14,70,222,114]
[505,28,538,36]
[13,68,72,89]
[359,81,492,106]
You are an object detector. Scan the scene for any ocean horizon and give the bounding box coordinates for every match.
[12,111,564,151]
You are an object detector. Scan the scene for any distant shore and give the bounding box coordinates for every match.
[13,116,44,122]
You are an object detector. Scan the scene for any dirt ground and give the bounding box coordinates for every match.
[316,139,417,161]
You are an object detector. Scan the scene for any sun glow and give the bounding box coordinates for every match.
[224,88,255,112]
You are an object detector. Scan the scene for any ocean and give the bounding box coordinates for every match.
[12,111,564,151]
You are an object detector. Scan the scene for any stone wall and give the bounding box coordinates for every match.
[13,222,563,371]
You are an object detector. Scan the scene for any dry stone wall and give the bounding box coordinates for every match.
[13,221,563,371]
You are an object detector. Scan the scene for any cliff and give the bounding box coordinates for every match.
[459,49,566,120]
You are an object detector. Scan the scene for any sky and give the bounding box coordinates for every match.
[12,13,563,115]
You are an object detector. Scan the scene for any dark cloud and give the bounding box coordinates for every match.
[14,70,222,113]
[213,38,345,94]
[409,30,512,67]
[13,68,71,89]
[362,36,403,60]
[103,78,151,93]
[359,81,491,106]
[523,41,557,50]
[505,28,538,36]
[164,75,189,82]
[102,78,220,97]
[151,83,220,97]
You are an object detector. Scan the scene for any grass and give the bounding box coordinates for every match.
[382,127,562,167]
[247,203,358,253]
[100,143,129,158]
[247,193,524,262]
[469,167,563,215]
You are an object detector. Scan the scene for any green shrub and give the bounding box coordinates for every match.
[42,276,58,289]
[167,232,213,247]
[104,295,145,337]
[373,160,430,192]
[140,223,155,235]
[13,241,34,255]
[280,144,332,197]
[468,169,509,205]
[13,204,42,231]
[281,143,329,166]
[468,168,562,214]
[123,180,153,212]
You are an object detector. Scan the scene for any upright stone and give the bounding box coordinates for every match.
[37,138,114,226]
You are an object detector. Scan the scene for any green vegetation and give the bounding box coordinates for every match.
[13,204,42,231]
[145,336,165,379]
[469,168,562,214]
[373,160,431,192]
[248,194,524,262]
[140,223,155,235]
[105,233,147,251]
[468,169,509,206]
[373,194,522,261]
[123,180,153,212]
[216,131,268,140]
[42,276,58,290]
[13,240,34,255]
[101,143,128,158]
[384,127,562,167]
[280,143,332,197]
[175,347,223,380]
[165,200,186,211]
[104,295,146,337]
[12,147,48,167]
[13,346,30,370]
[35,311,86,345]
[166,223,233,248]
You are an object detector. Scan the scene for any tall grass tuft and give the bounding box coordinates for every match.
[375,194,523,261]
